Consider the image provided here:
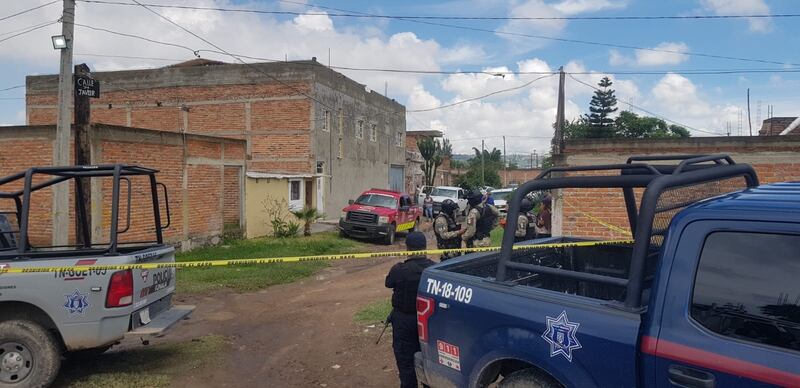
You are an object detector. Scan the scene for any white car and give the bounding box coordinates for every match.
[429,186,468,216]
[490,188,515,217]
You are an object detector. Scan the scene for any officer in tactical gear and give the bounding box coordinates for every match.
[514,198,537,243]
[385,232,435,388]
[434,199,465,261]
[463,191,500,248]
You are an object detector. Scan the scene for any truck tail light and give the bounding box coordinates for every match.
[106,270,133,308]
[417,296,435,342]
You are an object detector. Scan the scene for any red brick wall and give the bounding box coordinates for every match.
[26,82,313,174]
[0,125,245,249]
[559,137,800,239]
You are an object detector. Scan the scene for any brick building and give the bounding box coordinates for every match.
[555,136,800,240]
[25,59,407,217]
[0,124,245,249]
[759,117,799,136]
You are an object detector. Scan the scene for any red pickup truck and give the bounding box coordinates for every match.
[339,188,421,244]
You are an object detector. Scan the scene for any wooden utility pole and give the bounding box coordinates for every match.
[54,0,76,246]
[481,139,485,187]
[554,67,566,155]
[74,63,92,247]
[502,135,507,186]
[747,88,753,136]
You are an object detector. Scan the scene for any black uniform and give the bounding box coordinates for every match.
[514,212,537,243]
[434,213,462,261]
[385,255,436,388]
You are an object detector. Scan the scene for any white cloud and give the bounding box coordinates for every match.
[609,42,690,66]
[553,0,627,15]
[292,12,334,31]
[700,0,772,32]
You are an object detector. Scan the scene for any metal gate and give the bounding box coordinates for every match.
[389,165,405,192]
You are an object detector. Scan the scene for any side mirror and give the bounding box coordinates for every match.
[348,199,354,205]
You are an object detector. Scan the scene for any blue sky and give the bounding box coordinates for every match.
[1,0,797,154]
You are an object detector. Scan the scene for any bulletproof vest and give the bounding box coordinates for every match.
[474,205,496,239]
[435,214,461,249]
[523,213,537,240]
[390,258,433,314]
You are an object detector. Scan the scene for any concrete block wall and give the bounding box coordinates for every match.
[558,136,800,239]
[0,124,245,250]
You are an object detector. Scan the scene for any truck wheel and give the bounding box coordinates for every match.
[498,368,562,388]
[384,224,396,245]
[0,320,61,388]
[339,229,348,238]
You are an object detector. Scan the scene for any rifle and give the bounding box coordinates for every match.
[375,309,394,345]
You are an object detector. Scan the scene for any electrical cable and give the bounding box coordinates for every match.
[71,22,198,54]
[0,85,25,92]
[0,0,60,23]
[0,20,59,44]
[407,73,555,112]
[567,73,725,136]
[75,0,800,21]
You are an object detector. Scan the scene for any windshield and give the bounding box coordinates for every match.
[430,188,458,198]
[354,193,396,208]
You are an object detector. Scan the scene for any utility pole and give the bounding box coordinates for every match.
[529,153,533,169]
[481,139,485,187]
[74,63,92,247]
[54,0,76,246]
[747,88,753,136]
[553,67,566,155]
[502,136,506,187]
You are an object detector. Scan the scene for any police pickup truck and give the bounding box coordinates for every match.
[415,155,799,388]
[0,165,193,387]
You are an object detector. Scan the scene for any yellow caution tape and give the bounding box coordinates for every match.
[563,200,633,237]
[0,239,634,274]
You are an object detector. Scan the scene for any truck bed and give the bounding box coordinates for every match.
[439,238,658,303]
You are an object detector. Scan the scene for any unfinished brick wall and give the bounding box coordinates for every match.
[26,82,313,174]
[0,124,245,250]
[559,137,800,239]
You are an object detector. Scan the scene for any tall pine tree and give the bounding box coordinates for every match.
[586,76,618,138]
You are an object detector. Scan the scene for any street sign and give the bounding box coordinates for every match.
[74,75,100,98]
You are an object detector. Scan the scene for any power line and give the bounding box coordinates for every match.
[407,73,555,112]
[72,22,198,54]
[285,0,800,68]
[0,85,25,92]
[75,52,185,62]
[75,0,800,21]
[0,0,60,23]
[567,73,725,136]
[0,20,60,44]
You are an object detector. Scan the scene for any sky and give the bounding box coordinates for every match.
[0,0,798,155]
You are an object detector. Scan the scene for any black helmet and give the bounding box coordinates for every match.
[467,191,483,207]
[520,198,534,212]
[441,199,459,216]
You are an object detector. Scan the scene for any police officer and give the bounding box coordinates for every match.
[434,199,465,261]
[514,198,537,243]
[463,191,500,248]
[385,232,436,388]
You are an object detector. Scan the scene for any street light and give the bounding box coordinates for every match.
[51,35,67,49]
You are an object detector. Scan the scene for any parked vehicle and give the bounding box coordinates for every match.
[0,165,194,388]
[429,186,468,216]
[339,188,421,245]
[489,188,514,217]
[414,155,800,388]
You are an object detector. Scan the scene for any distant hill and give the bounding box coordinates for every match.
[450,153,542,169]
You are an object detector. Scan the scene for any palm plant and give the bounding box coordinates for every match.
[292,207,323,236]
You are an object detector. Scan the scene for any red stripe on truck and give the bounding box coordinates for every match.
[641,336,800,387]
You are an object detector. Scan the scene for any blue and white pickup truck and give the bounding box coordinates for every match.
[415,155,800,388]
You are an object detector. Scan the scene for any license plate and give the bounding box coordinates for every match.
[139,308,151,325]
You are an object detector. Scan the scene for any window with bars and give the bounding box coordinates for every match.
[370,123,377,142]
[356,119,364,139]
[321,110,330,132]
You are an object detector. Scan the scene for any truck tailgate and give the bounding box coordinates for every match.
[129,246,178,330]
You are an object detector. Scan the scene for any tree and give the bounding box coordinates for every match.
[614,111,691,139]
[441,138,453,158]
[562,118,591,140]
[586,76,618,137]
[455,147,502,189]
[291,207,323,236]
[417,137,443,187]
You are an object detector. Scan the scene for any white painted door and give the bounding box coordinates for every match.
[316,177,324,212]
[289,179,304,211]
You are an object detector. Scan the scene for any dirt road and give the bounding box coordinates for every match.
[159,227,439,387]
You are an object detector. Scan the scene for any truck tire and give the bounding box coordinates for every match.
[0,320,61,388]
[384,224,396,245]
[498,368,562,388]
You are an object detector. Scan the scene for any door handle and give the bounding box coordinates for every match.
[668,365,715,388]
